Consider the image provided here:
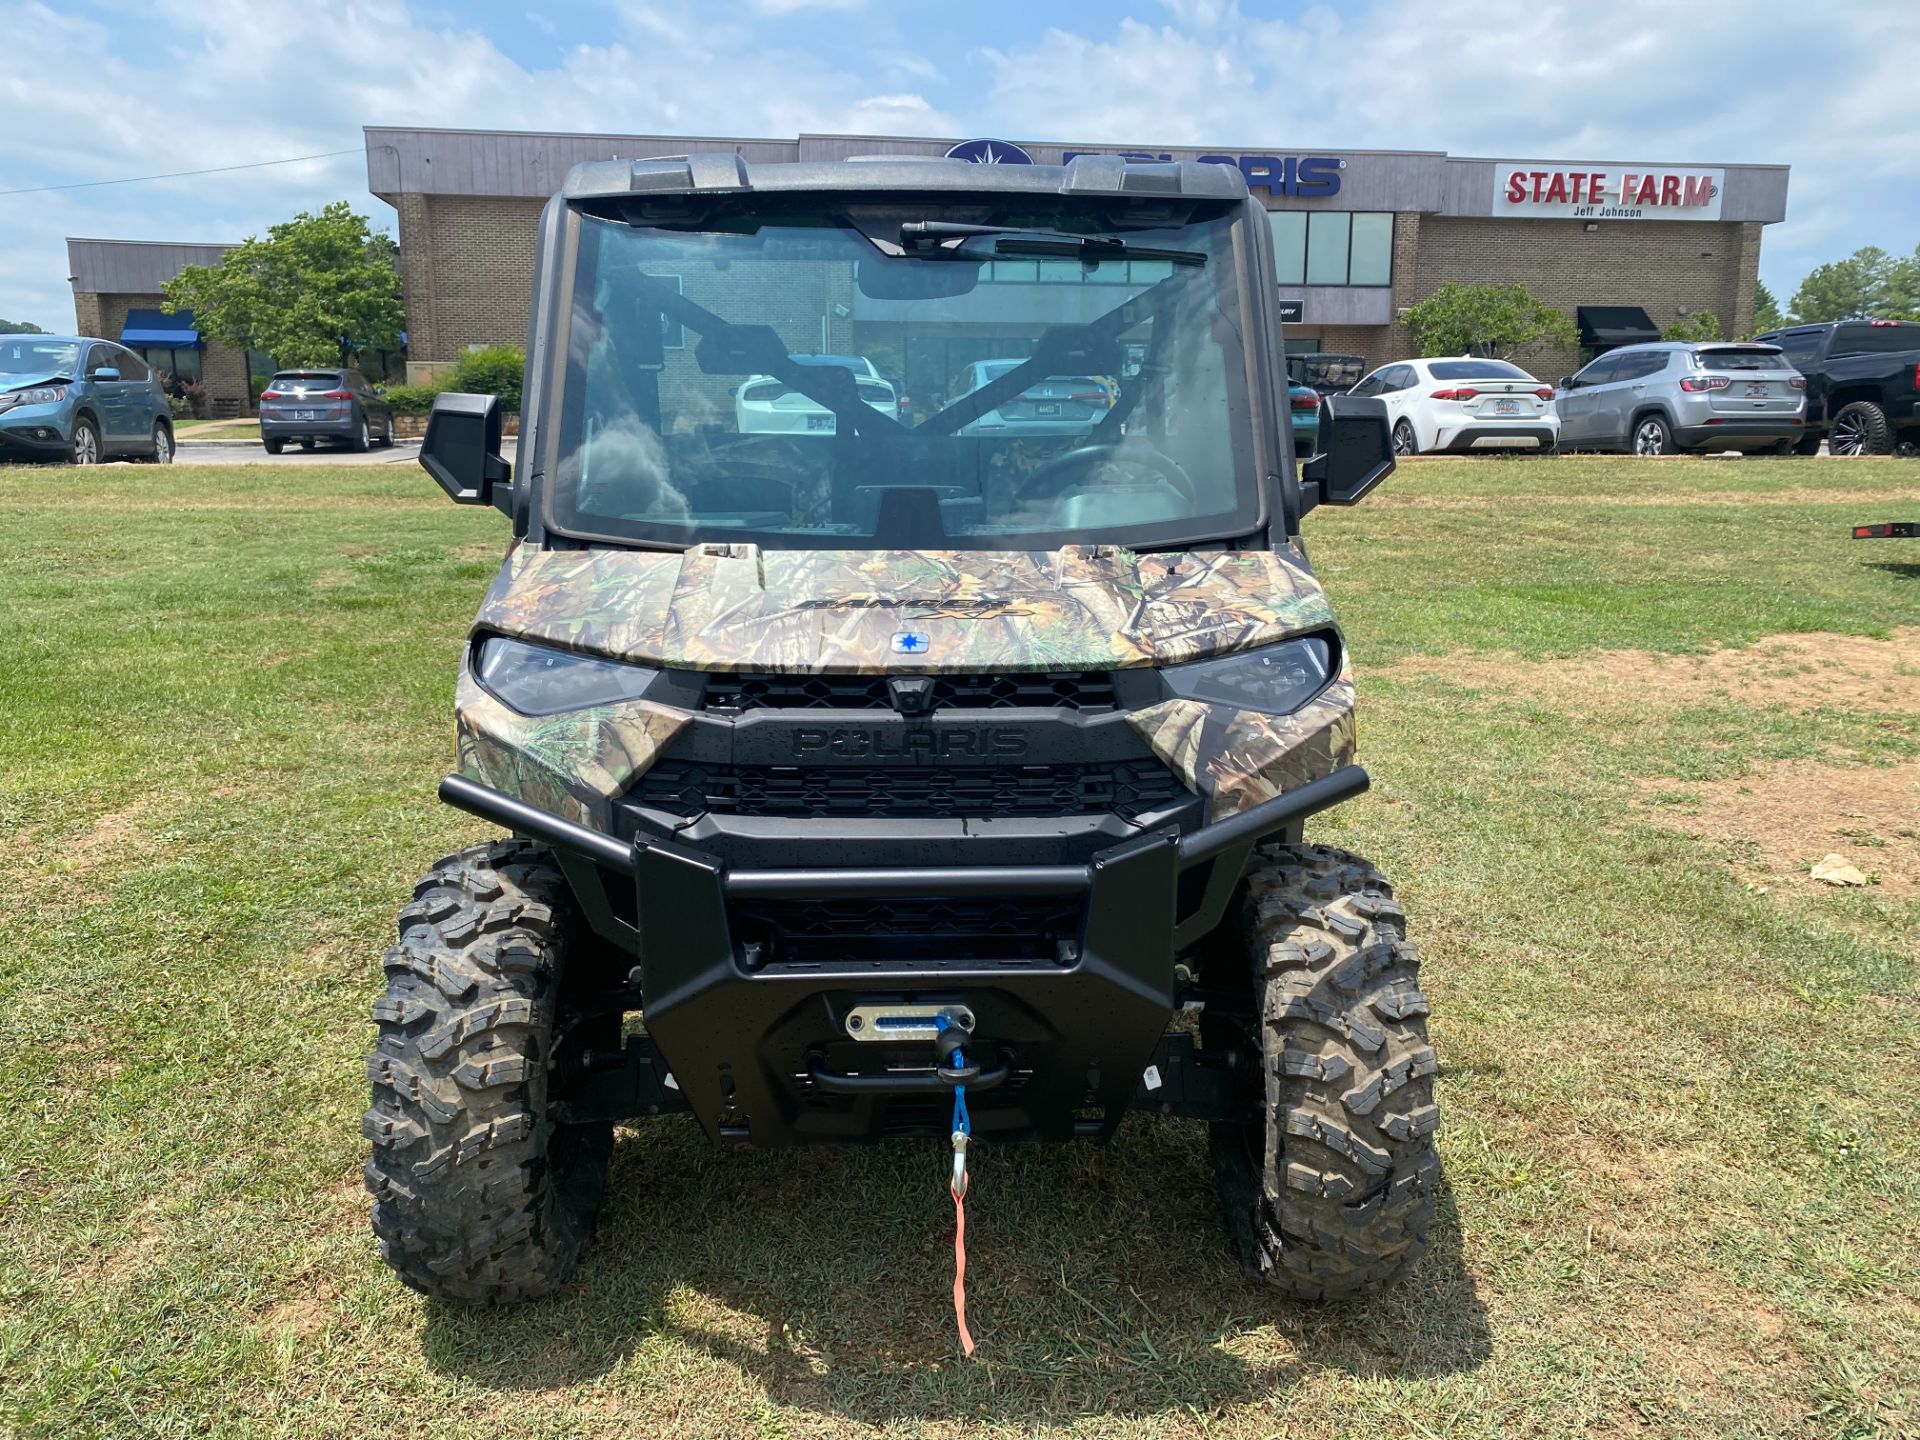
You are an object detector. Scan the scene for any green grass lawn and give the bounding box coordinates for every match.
[1,457,1917,1438]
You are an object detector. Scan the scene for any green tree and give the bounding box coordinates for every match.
[1751,281,1784,334]
[163,202,403,367]
[0,318,47,334]
[1663,310,1722,343]
[1787,244,1920,323]
[1401,282,1577,360]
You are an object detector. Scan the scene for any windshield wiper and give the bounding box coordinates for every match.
[898,222,1205,266]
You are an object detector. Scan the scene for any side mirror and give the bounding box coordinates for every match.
[373,385,386,396]
[94,367,121,381]
[421,392,511,511]
[1558,375,1575,389]
[1300,395,1394,514]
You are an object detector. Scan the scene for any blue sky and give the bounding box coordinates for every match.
[3,0,1915,331]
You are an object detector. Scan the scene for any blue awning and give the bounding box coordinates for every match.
[121,308,199,347]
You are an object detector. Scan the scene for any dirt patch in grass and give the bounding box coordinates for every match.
[1644,758,1920,896]
[1377,627,1920,718]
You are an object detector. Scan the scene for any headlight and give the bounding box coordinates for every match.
[474,635,658,716]
[0,385,67,409]
[1161,635,1334,715]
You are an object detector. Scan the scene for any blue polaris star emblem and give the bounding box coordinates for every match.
[891,630,931,655]
[945,138,1033,165]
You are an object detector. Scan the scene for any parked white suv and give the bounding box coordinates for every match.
[1348,357,1560,455]
[734,354,899,435]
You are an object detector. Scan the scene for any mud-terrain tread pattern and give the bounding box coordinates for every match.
[1222,842,1439,1299]
[363,839,612,1304]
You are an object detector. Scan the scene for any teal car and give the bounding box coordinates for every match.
[1289,380,1321,454]
[0,335,174,465]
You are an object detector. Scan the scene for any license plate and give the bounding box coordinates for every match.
[806,414,835,432]
[1745,383,1769,397]
[1035,402,1060,415]
[1494,398,1520,414]
[293,410,316,421]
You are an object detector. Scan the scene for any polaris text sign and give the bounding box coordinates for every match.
[1060,150,1344,198]
[1493,164,1725,222]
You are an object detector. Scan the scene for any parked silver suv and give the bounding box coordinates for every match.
[1555,341,1807,455]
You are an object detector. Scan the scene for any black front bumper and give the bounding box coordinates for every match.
[440,765,1368,1146]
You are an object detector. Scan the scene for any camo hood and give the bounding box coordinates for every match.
[474,542,1337,672]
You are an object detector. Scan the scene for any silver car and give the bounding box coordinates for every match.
[1555,341,1807,455]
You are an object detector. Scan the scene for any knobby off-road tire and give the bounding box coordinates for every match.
[364,839,614,1303]
[1210,843,1439,1299]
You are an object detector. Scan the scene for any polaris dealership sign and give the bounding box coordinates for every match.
[1493,164,1725,221]
[1060,150,1344,198]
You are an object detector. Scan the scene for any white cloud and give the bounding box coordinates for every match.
[0,0,960,329]
[976,0,1920,298]
[0,0,1910,329]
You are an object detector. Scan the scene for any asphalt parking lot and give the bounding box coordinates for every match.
[173,438,457,467]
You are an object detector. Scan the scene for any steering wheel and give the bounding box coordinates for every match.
[1021,441,1200,508]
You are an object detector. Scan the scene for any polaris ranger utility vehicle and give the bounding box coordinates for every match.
[366,151,1431,1310]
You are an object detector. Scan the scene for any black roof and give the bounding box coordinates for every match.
[560,152,1249,202]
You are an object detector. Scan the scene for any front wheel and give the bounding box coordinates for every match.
[69,417,101,465]
[364,839,614,1304]
[1391,419,1418,457]
[149,421,174,464]
[1209,843,1439,1299]
[1632,414,1676,456]
[1830,401,1893,456]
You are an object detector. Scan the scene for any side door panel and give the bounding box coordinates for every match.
[83,344,131,448]
[1558,356,1615,443]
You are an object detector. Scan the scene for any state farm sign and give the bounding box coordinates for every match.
[1492,164,1724,222]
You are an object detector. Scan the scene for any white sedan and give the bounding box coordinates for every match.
[1347,357,1560,455]
[734,354,899,435]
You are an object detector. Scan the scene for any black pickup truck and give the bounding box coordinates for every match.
[1754,319,1920,455]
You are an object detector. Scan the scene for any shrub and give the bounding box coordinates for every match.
[382,383,445,415]
[1662,310,1723,343]
[450,345,525,411]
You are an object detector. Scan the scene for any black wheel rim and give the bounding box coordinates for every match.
[1832,414,1865,455]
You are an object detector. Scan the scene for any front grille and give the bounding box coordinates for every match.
[735,894,1082,964]
[703,671,1116,712]
[634,758,1187,821]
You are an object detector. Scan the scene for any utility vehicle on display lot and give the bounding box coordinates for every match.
[365,151,1434,1315]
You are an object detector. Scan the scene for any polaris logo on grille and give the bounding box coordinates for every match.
[791,728,1029,760]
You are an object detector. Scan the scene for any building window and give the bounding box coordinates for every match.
[1269,212,1307,285]
[134,345,201,381]
[1270,210,1394,287]
[1348,213,1393,287]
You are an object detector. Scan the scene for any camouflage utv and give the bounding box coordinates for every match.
[366,151,1435,1310]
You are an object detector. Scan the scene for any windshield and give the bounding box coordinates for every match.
[0,340,81,376]
[1287,353,1364,390]
[547,204,1263,550]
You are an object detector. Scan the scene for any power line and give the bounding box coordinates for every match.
[0,148,362,198]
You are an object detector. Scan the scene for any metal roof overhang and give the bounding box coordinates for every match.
[1577,305,1660,346]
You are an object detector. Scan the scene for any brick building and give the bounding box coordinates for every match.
[66,239,257,411]
[368,126,1788,388]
